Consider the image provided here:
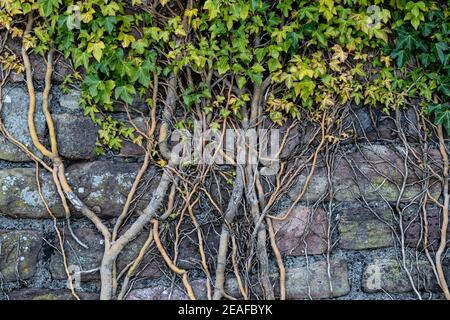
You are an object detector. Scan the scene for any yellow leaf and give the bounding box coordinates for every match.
[331,45,348,63]
[87,41,105,62]
[118,33,135,48]
[157,159,167,167]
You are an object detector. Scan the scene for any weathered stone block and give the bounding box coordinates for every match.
[5,38,72,83]
[128,259,350,300]
[338,206,394,250]
[50,227,163,281]
[54,113,98,159]
[127,279,209,300]
[272,206,328,255]
[9,71,24,83]
[0,85,46,162]
[171,220,220,270]
[8,288,98,300]
[127,285,189,300]
[362,259,443,293]
[289,145,442,203]
[0,229,42,281]
[227,259,350,299]
[403,205,450,250]
[0,161,161,218]
[0,168,62,218]
[287,165,328,203]
[119,117,148,156]
[58,90,81,113]
[333,145,427,202]
[65,161,161,216]
[281,259,350,299]
[348,105,420,142]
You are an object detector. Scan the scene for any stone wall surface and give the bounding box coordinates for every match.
[0,81,448,300]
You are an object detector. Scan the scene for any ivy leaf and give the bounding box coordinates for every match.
[73,50,90,70]
[132,67,151,87]
[255,48,266,63]
[373,28,389,43]
[277,1,292,17]
[38,0,60,17]
[121,62,137,79]
[101,2,121,16]
[269,110,283,125]
[103,17,118,34]
[428,103,442,114]
[97,80,116,104]
[237,76,247,90]
[251,63,265,74]
[435,108,450,134]
[391,49,407,68]
[410,15,421,30]
[421,21,437,37]
[115,85,136,104]
[239,3,250,19]
[331,45,347,63]
[87,41,106,62]
[83,74,100,97]
[434,42,448,65]
[204,0,220,20]
[267,58,281,72]
[131,39,148,55]
[418,53,433,67]
[293,79,315,101]
[217,56,229,75]
[119,33,136,48]
[396,33,417,51]
[438,78,450,97]
[250,0,262,11]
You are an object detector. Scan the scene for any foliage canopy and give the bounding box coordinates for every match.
[0,0,449,151]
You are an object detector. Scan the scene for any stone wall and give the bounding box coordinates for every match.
[0,78,449,300]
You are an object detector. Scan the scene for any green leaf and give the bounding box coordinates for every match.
[391,49,407,68]
[239,3,249,19]
[132,39,148,55]
[132,67,151,87]
[255,48,266,63]
[411,17,421,30]
[203,0,220,20]
[250,0,261,11]
[115,85,136,104]
[435,42,448,65]
[418,53,432,67]
[83,74,100,97]
[74,51,90,70]
[87,41,106,62]
[97,80,116,104]
[269,110,283,125]
[237,76,247,90]
[103,17,118,34]
[267,58,281,72]
[217,56,229,75]
[38,0,60,17]
[397,35,415,51]
[435,109,450,134]
[438,78,450,97]
[251,63,265,74]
